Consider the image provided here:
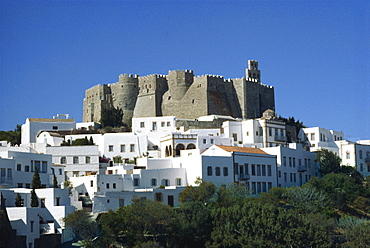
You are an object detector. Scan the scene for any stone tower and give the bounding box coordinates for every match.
[133,74,168,117]
[110,74,139,127]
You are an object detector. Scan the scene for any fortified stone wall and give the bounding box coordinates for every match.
[82,60,275,128]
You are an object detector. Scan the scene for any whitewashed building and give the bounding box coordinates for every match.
[299,127,344,153]
[336,140,370,177]
[1,188,75,247]
[21,117,75,145]
[222,112,289,148]
[262,143,319,188]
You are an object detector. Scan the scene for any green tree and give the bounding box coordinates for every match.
[307,173,369,209]
[71,137,95,146]
[209,201,333,248]
[15,193,23,207]
[98,198,172,247]
[100,106,124,128]
[31,167,41,189]
[316,149,342,175]
[30,189,39,207]
[179,178,217,204]
[63,210,98,248]
[0,125,21,145]
[284,186,332,213]
[170,201,213,247]
[113,156,123,163]
[53,174,58,188]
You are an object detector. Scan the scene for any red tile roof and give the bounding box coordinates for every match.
[215,145,268,155]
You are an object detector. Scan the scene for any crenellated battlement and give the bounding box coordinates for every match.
[83,59,275,126]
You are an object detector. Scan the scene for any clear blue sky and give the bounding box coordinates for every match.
[0,0,369,141]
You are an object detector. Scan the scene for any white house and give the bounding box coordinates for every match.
[336,140,370,177]
[21,117,76,145]
[262,143,319,188]
[222,112,289,148]
[0,150,53,188]
[299,127,344,153]
[1,188,75,247]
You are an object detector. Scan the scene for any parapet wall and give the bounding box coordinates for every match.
[83,60,275,127]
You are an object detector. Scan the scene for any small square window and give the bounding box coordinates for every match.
[134,178,140,186]
[109,145,114,152]
[167,122,171,127]
[161,122,165,127]
[120,144,126,152]
[151,178,157,186]
[17,164,22,171]
[176,178,182,186]
[130,144,135,152]
[140,122,145,128]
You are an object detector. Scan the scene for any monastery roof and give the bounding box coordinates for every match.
[28,118,75,123]
[215,145,268,155]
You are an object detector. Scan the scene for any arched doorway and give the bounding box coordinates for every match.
[175,144,185,156]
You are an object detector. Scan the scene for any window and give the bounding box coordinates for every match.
[251,164,256,176]
[42,161,47,173]
[269,128,272,136]
[59,168,62,175]
[310,133,315,141]
[232,133,237,142]
[151,178,157,186]
[251,182,256,194]
[346,151,350,159]
[257,165,261,176]
[207,166,212,176]
[61,157,66,164]
[152,122,157,131]
[106,183,110,189]
[308,159,311,168]
[360,164,364,171]
[25,165,30,172]
[298,159,301,166]
[293,158,296,167]
[18,183,23,188]
[268,182,272,191]
[155,193,163,202]
[210,139,214,144]
[90,180,93,187]
[244,164,249,175]
[109,145,114,152]
[73,156,79,164]
[25,183,30,189]
[283,156,286,166]
[17,164,21,171]
[284,173,287,182]
[167,122,171,127]
[73,171,79,177]
[117,145,125,154]
[223,167,228,176]
[119,199,125,207]
[262,165,266,176]
[52,126,58,130]
[203,139,207,144]
[161,179,170,186]
[7,168,12,178]
[359,150,363,159]
[30,221,34,232]
[130,144,135,152]
[40,198,46,208]
[35,161,40,171]
[267,165,272,176]
[262,182,267,192]
[278,170,281,178]
[133,178,140,186]
[290,173,293,182]
[289,157,292,167]
[215,167,221,176]
[176,178,182,186]
[56,197,60,206]
[161,122,165,127]
[140,122,145,128]
[113,183,116,189]
[246,131,249,136]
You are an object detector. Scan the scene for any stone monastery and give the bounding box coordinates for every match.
[83,60,275,127]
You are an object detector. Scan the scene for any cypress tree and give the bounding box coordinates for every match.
[53,174,58,188]
[30,189,39,207]
[31,167,41,189]
[15,193,23,207]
